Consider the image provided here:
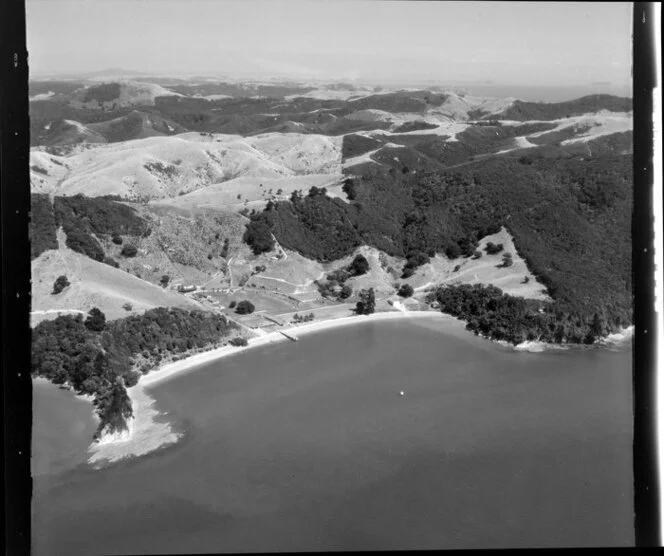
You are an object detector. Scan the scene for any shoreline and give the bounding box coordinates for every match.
[87,310,453,466]
[61,311,632,467]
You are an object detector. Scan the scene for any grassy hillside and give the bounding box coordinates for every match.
[31,246,202,324]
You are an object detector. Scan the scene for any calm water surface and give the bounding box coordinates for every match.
[32,318,634,553]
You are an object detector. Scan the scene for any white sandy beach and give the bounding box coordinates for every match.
[87,310,453,466]
[83,314,634,466]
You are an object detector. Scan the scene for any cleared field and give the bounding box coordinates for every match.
[405,228,550,301]
[157,173,343,213]
[31,246,202,326]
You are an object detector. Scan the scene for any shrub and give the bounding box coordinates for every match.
[235,300,255,315]
[397,284,414,298]
[160,275,170,287]
[121,244,138,257]
[228,300,237,309]
[471,250,482,259]
[52,275,70,295]
[339,284,353,299]
[104,257,120,268]
[122,302,133,311]
[229,337,249,347]
[111,233,123,245]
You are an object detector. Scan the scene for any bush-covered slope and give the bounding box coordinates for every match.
[30,194,58,259]
[52,194,151,263]
[245,153,633,339]
[492,94,632,121]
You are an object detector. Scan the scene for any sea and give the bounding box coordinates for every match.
[32,317,634,553]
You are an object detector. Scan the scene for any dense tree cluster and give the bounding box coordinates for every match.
[431,283,613,346]
[83,82,122,103]
[485,242,504,255]
[355,288,376,315]
[235,300,255,314]
[30,194,59,259]
[397,284,414,298]
[48,194,150,264]
[32,307,238,439]
[121,244,138,257]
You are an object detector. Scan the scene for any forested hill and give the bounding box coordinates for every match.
[489,94,632,121]
[245,153,632,340]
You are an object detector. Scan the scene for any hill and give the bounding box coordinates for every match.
[30,132,343,201]
[488,94,632,121]
[244,152,632,340]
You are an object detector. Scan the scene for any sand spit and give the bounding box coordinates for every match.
[85,310,450,466]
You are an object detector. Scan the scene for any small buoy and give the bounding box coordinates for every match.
[399,391,405,396]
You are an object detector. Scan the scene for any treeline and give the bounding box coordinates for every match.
[32,307,238,439]
[431,283,614,345]
[243,152,632,336]
[30,193,58,259]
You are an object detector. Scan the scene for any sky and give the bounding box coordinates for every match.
[26,1,633,86]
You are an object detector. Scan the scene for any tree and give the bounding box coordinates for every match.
[485,242,504,255]
[522,276,530,284]
[445,244,462,259]
[111,233,123,245]
[85,308,106,332]
[52,275,70,295]
[397,284,414,298]
[228,300,237,309]
[235,300,255,315]
[122,302,133,311]
[121,244,138,257]
[501,253,514,267]
[471,250,482,259]
[243,220,275,255]
[339,284,353,299]
[160,274,170,287]
[342,178,358,201]
[356,288,376,315]
[349,254,370,276]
